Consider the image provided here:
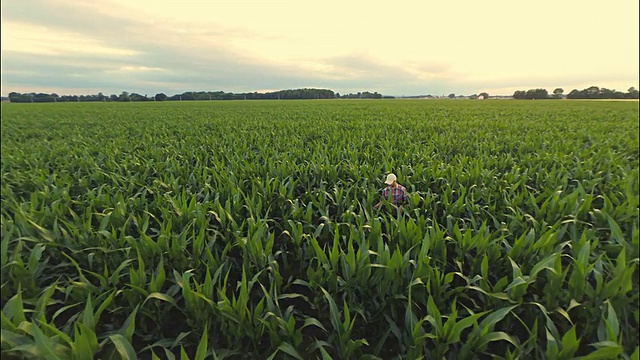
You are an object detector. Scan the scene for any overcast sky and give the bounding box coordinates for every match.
[1,0,638,96]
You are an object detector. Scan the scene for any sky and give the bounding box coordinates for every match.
[1,0,638,97]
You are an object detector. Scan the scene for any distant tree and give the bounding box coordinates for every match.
[8,92,31,102]
[193,92,209,101]
[599,88,615,99]
[129,93,149,101]
[525,88,548,99]
[155,93,167,101]
[110,94,118,102]
[513,89,548,99]
[119,91,130,101]
[448,93,456,99]
[565,86,638,99]
[566,89,580,99]
[585,86,600,99]
[179,92,196,101]
[550,88,563,99]
[29,93,56,102]
[338,91,380,99]
[479,92,489,99]
[513,90,526,99]
[611,90,626,99]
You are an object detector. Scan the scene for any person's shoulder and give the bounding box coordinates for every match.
[399,184,407,190]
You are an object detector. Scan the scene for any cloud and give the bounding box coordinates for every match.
[2,21,138,57]
[1,0,286,94]
[2,0,638,96]
[111,66,166,73]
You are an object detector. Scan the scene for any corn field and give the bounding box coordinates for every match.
[1,99,638,359]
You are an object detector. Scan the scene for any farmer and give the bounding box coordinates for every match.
[374,173,408,214]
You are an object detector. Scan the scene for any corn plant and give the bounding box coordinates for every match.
[1,99,638,358]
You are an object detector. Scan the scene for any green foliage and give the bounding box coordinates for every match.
[1,99,638,358]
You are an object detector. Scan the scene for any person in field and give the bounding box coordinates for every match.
[374,173,408,214]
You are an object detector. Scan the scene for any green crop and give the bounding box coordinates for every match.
[1,99,638,359]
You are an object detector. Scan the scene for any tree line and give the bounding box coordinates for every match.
[336,91,384,99]
[513,86,639,100]
[5,88,399,103]
[8,85,637,103]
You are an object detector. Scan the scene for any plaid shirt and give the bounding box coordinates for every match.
[381,184,408,205]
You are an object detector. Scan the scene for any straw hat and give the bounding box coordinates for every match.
[384,173,397,185]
